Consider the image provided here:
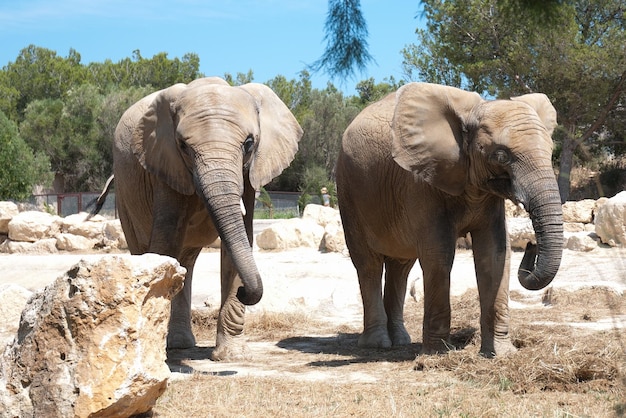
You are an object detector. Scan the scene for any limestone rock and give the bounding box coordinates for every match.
[302,204,342,228]
[563,222,585,233]
[562,199,596,223]
[0,238,58,254]
[320,223,346,253]
[564,232,598,252]
[505,199,528,218]
[0,254,186,418]
[61,212,106,240]
[0,201,19,234]
[595,191,626,247]
[507,217,536,250]
[0,284,32,346]
[55,233,97,251]
[8,211,61,242]
[103,219,128,250]
[256,218,324,250]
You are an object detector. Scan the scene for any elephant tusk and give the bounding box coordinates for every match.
[240,198,246,216]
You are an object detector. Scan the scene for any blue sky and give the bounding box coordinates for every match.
[0,0,424,94]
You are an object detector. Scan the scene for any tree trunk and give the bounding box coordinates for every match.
[557,133,577,203]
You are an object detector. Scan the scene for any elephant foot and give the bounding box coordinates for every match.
[388,323,411,346]
[211,339,251,362]
[480,338,517,358]
[358,325,392,348]
[421,337,454,355]
[167,330,196,350]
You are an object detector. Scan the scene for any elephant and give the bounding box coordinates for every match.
[103,77,302,360]
[335,82,563,357]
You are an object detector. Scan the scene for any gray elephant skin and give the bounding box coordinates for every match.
[336,82,563,357]
[112,77,302,361]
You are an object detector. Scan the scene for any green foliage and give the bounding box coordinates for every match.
[0,111,52,200]
[350,76,404,108]
[297,165,337,212]
[85,50,202,90]
[0,43,394,200]
[224,70,254,86]
[4,45,85,118]
[264,76,359,193]
[310,0,374,80]
[403,0,626,201]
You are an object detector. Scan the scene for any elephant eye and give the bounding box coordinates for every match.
[243,135,255,155]
[491,149,511,165]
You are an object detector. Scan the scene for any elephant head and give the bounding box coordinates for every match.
[131,77,303,304]
[391,82,562,290]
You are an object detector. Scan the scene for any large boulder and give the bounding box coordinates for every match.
[103,219,128,250]
[0,238,58,254]
[507,217,536,250]
[564,232,598,252]
[0,202,19,234]
[320,222,346,253]
[55,233,98,251]
[562,199,597,223]
[302,204,342,228]
[505,199,528,218]
[0,284,32,346]
[60,212,106,240]
[595,191,626,247]
[8,211,61,242]
[256,218,324,250]
[0,254,186,418]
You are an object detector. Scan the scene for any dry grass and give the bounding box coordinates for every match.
[150,288,626,418]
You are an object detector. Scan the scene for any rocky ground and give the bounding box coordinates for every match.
[2,241,625,376]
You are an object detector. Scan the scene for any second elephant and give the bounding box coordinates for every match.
[336,82,563,357]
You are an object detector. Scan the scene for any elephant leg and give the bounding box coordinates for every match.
[167,246,202,349]
[419,245,455,354]
[383,258,415,346]
[471,223,517,357]
[354,252,389,348]
[212,244,249,361]
[146,183,196,349]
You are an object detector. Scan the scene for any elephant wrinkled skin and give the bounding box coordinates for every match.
[110,77,302,360]
[336,82,563,357]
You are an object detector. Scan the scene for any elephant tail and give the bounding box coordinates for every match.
[84,174,115,221]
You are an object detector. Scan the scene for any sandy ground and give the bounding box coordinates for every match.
[2,242,624,314]
[1,227,625,382]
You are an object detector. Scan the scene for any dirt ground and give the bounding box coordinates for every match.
[2,240,625,417]
[163,245,626,417]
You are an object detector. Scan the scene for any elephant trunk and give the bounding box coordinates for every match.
[515,168,564,290]
[195,164,263,305]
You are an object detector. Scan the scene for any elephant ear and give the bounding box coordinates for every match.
[131,83,196,195]
[391,83,483,196]
[510,93,558,136]
[238,83,303,190]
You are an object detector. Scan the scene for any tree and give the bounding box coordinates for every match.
[313,0,566,81]
[266,71,313,121]
[402,0,626,201]
[85,50,202,90]
[350,76,404,108]
[20,85,104,192]
[2,45,85,119]
[0,111,52,200]
[224,70,255,86]
[310,0,374,80]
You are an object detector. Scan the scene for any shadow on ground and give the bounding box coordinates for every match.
[276,327,478,366]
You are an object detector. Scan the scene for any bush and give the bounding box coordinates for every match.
[0,111,52,200]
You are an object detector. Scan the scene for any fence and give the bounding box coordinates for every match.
[30,190,300,219]
[31,193,117,219]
